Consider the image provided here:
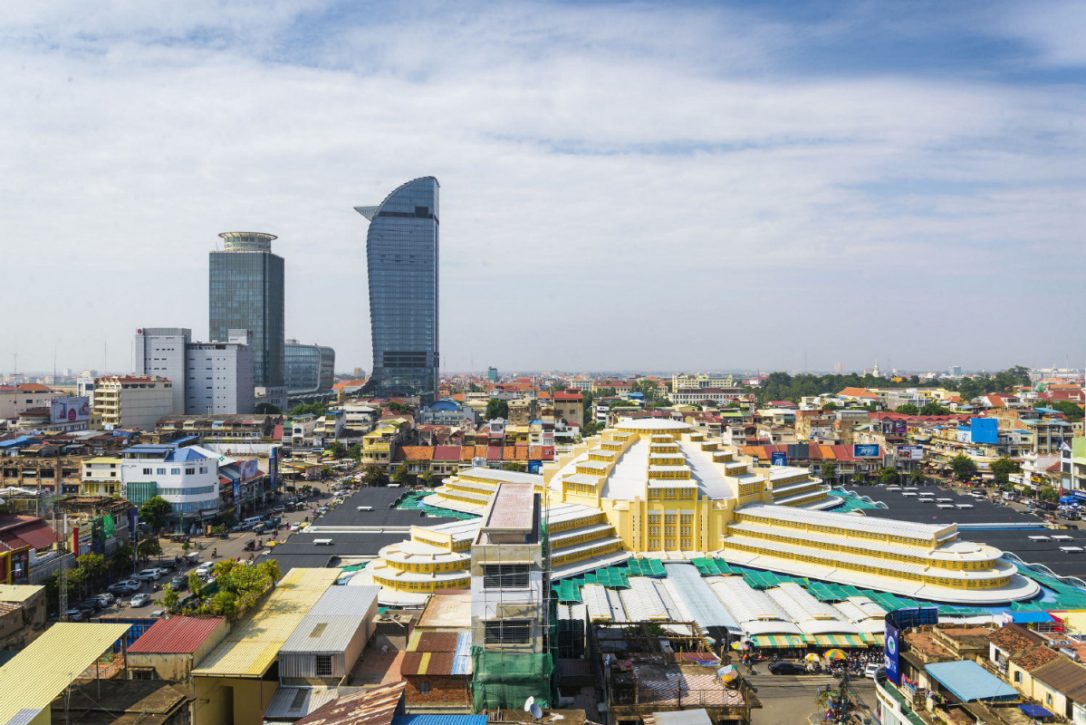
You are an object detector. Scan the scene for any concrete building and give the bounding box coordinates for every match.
[552,391,584,428]
[91,375,173,430]
[0,383,59,421]
[671,373,735,391]
[134,327,190,414]
[470,483,547,653]
[277,586,378,688]
[121,443,220,525]
[185,331,255,415]
[80,456,123,496]
[210,231,286,411]
[0,584,47,649]
[136,327,255,415]
[127,615,229,681]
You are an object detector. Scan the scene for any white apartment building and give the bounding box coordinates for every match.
[134,327,191,414]
[121,443,220,523]
[135,327,255,415]
[0,384,59,420]
[92,376,174,431]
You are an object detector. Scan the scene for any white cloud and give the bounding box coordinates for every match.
[0,1,1082,374]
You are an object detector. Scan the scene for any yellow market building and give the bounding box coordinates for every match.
[354,419,1039,606]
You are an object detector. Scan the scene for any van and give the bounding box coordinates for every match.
[242,516,263,529]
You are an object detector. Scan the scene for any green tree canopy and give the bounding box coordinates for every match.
[919,401,951,416]
[990,457,1021,485]
[1049,400,1084,421]
[139,496,172,533]
[895,403,919,415]
[289,402,328,417]
[485,398,509,420]
[950,454,978,482]
[361,465,388,487]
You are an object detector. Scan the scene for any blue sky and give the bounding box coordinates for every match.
[0,1,1083,375]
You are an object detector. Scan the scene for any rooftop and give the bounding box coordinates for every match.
[129,615,225,654]
[192,568,338,678]
[924,660,1019,702]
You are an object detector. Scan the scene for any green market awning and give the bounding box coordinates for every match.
[750,634,806,648]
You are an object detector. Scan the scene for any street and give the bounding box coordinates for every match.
[748,672,875,725]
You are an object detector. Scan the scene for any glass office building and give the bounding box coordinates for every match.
[209,232,285,399]
[285,340,335,394]
[356,177,440,402]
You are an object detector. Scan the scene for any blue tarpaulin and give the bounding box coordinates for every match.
[1019,704,1053,719]
[1008,611,1054,624]
[924,661,1018,703]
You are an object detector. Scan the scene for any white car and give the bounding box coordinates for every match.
[130,593,151,607]
[864,663,884,679]
[195,563,214,578]
[135,568,162,582]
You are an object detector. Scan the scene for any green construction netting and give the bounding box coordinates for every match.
[471,648,554,712]
[554,580,582,603]
[691,557,735,576]
[339,562,369,573]
[395,490,479,520]
[624,558,667,578]
[1017,566,1086,609]
[741,569,808,590]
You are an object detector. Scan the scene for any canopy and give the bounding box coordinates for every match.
[924,661,1018,703]
[1020,704,1054,719]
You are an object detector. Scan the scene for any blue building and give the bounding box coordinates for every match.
[356,178,440,402]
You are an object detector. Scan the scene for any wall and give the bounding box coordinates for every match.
[193,675,278,725]
[404,674,472,712]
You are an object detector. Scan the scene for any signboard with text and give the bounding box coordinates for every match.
[896,445,924,461]
[853,444,881,459]
[771,451,788,466]
[884,619,901,685]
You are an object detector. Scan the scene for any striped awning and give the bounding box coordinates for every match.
[861,631,884,646]
[751,634,807,648]
[812,633,867,648]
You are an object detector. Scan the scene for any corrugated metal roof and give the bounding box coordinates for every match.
[308,584,379,617]
[0,584,43,603]
[192,568,338,678]
[264,686,341,719]
[392,715,487,725]
[296,680,405,725]
[129,615,225,654]
[0,622,130,724]
[281,614,366,654]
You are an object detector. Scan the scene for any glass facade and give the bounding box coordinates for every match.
[209,232,285,390]
[285,341,335,394]
[357,177,440,402]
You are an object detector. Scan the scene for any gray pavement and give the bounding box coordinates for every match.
[749,673,875,725]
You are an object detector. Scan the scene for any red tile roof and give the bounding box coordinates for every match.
[554,391,583,401]
[129,615,225,654]
[433,445,461,462]
[486,446,503,462]
[838,387,878,399]
[399,446,434,462]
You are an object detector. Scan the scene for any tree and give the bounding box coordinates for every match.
[188,571,205,602]
[289,402,327,417]
[1038,486,1059,503]
[919,401,950,416]
[878,467,899,485]
[361,465,388,487]
[76,553,107,594]
[162,584,179,613]
[137,536,162,561]
[255,402,281,414]
[895,403,919,415]
[821,402,839,411]
[391,464,409,487]
[1050,400,1085,421]
[950,454,978,482]
[327,442,347,459]
[139,496,173,534]
[419,470,434,487]
[109,544,133,577]
[581,421,600,437]
[820,462,837,483]
[347,443,362,460]
[485,398,509,420]
[990,457,1021,485]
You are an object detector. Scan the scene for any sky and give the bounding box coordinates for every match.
[1,0,1084,376]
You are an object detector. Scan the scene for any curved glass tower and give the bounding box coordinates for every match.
[356,177,439,402]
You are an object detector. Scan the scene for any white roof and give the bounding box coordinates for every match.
[766,583,859,635]
[616,418,691,432]
[737,503,951,540]
[706,576,801,636]
[456,467,542,485]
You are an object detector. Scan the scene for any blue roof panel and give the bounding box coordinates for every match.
[924,661,1018,702]
[393,717,488,725]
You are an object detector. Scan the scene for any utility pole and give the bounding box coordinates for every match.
[55,510,69,620]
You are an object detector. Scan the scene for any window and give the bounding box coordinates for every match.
[483,564,529,589]
[484,620,531,645]
[419,682,431,694]
[185,468,195,475]
[1046,693,1053,706]
[156,468,166,475]
[171,468,180,475]
[142,468,152,475]
[314,655,333,676]
[1013,671,1022,683]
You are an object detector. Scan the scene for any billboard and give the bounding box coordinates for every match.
[853,444,881,458]
[771,451,788,466]
[896,445,924,461]
[50,396,90,424]
[970,418,999,445]
[884,619,901,685]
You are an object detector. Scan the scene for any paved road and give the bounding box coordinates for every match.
[96,475,358,618]
[749,673,875,725]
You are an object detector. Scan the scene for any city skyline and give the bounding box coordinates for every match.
[1,1,1084,373]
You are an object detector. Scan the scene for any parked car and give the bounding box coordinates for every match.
[130,593,152,607]
[63,608,85,621]
[289,522,301,532]
[108,579,141,595]
[768,661,807,676]
[93,592,115,607]
[864,664,884,680]
[169,575,188,591]
[150,609,165,617]
[76,599,102,614]
[135,568,162,582]
[195,563,214,578]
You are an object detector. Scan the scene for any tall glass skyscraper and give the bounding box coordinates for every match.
[209,232,285,406]
[355,177,440,402]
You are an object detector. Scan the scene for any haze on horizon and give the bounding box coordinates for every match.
[0,1,1083,375]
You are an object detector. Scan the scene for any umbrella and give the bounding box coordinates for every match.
[824,649,847,661]
[804,653,822,662]
[731,641,751,651]
[717,665,739,683]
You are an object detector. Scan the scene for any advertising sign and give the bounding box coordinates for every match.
[896,445,924,461]
[50,396,90,424]
[893,419,907,436]
[853,444,881,458]
[527,460,542,474]
[237,458,260,481]
[771,451,788,466]
[970,418,999,445]
[884,619,901,685]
